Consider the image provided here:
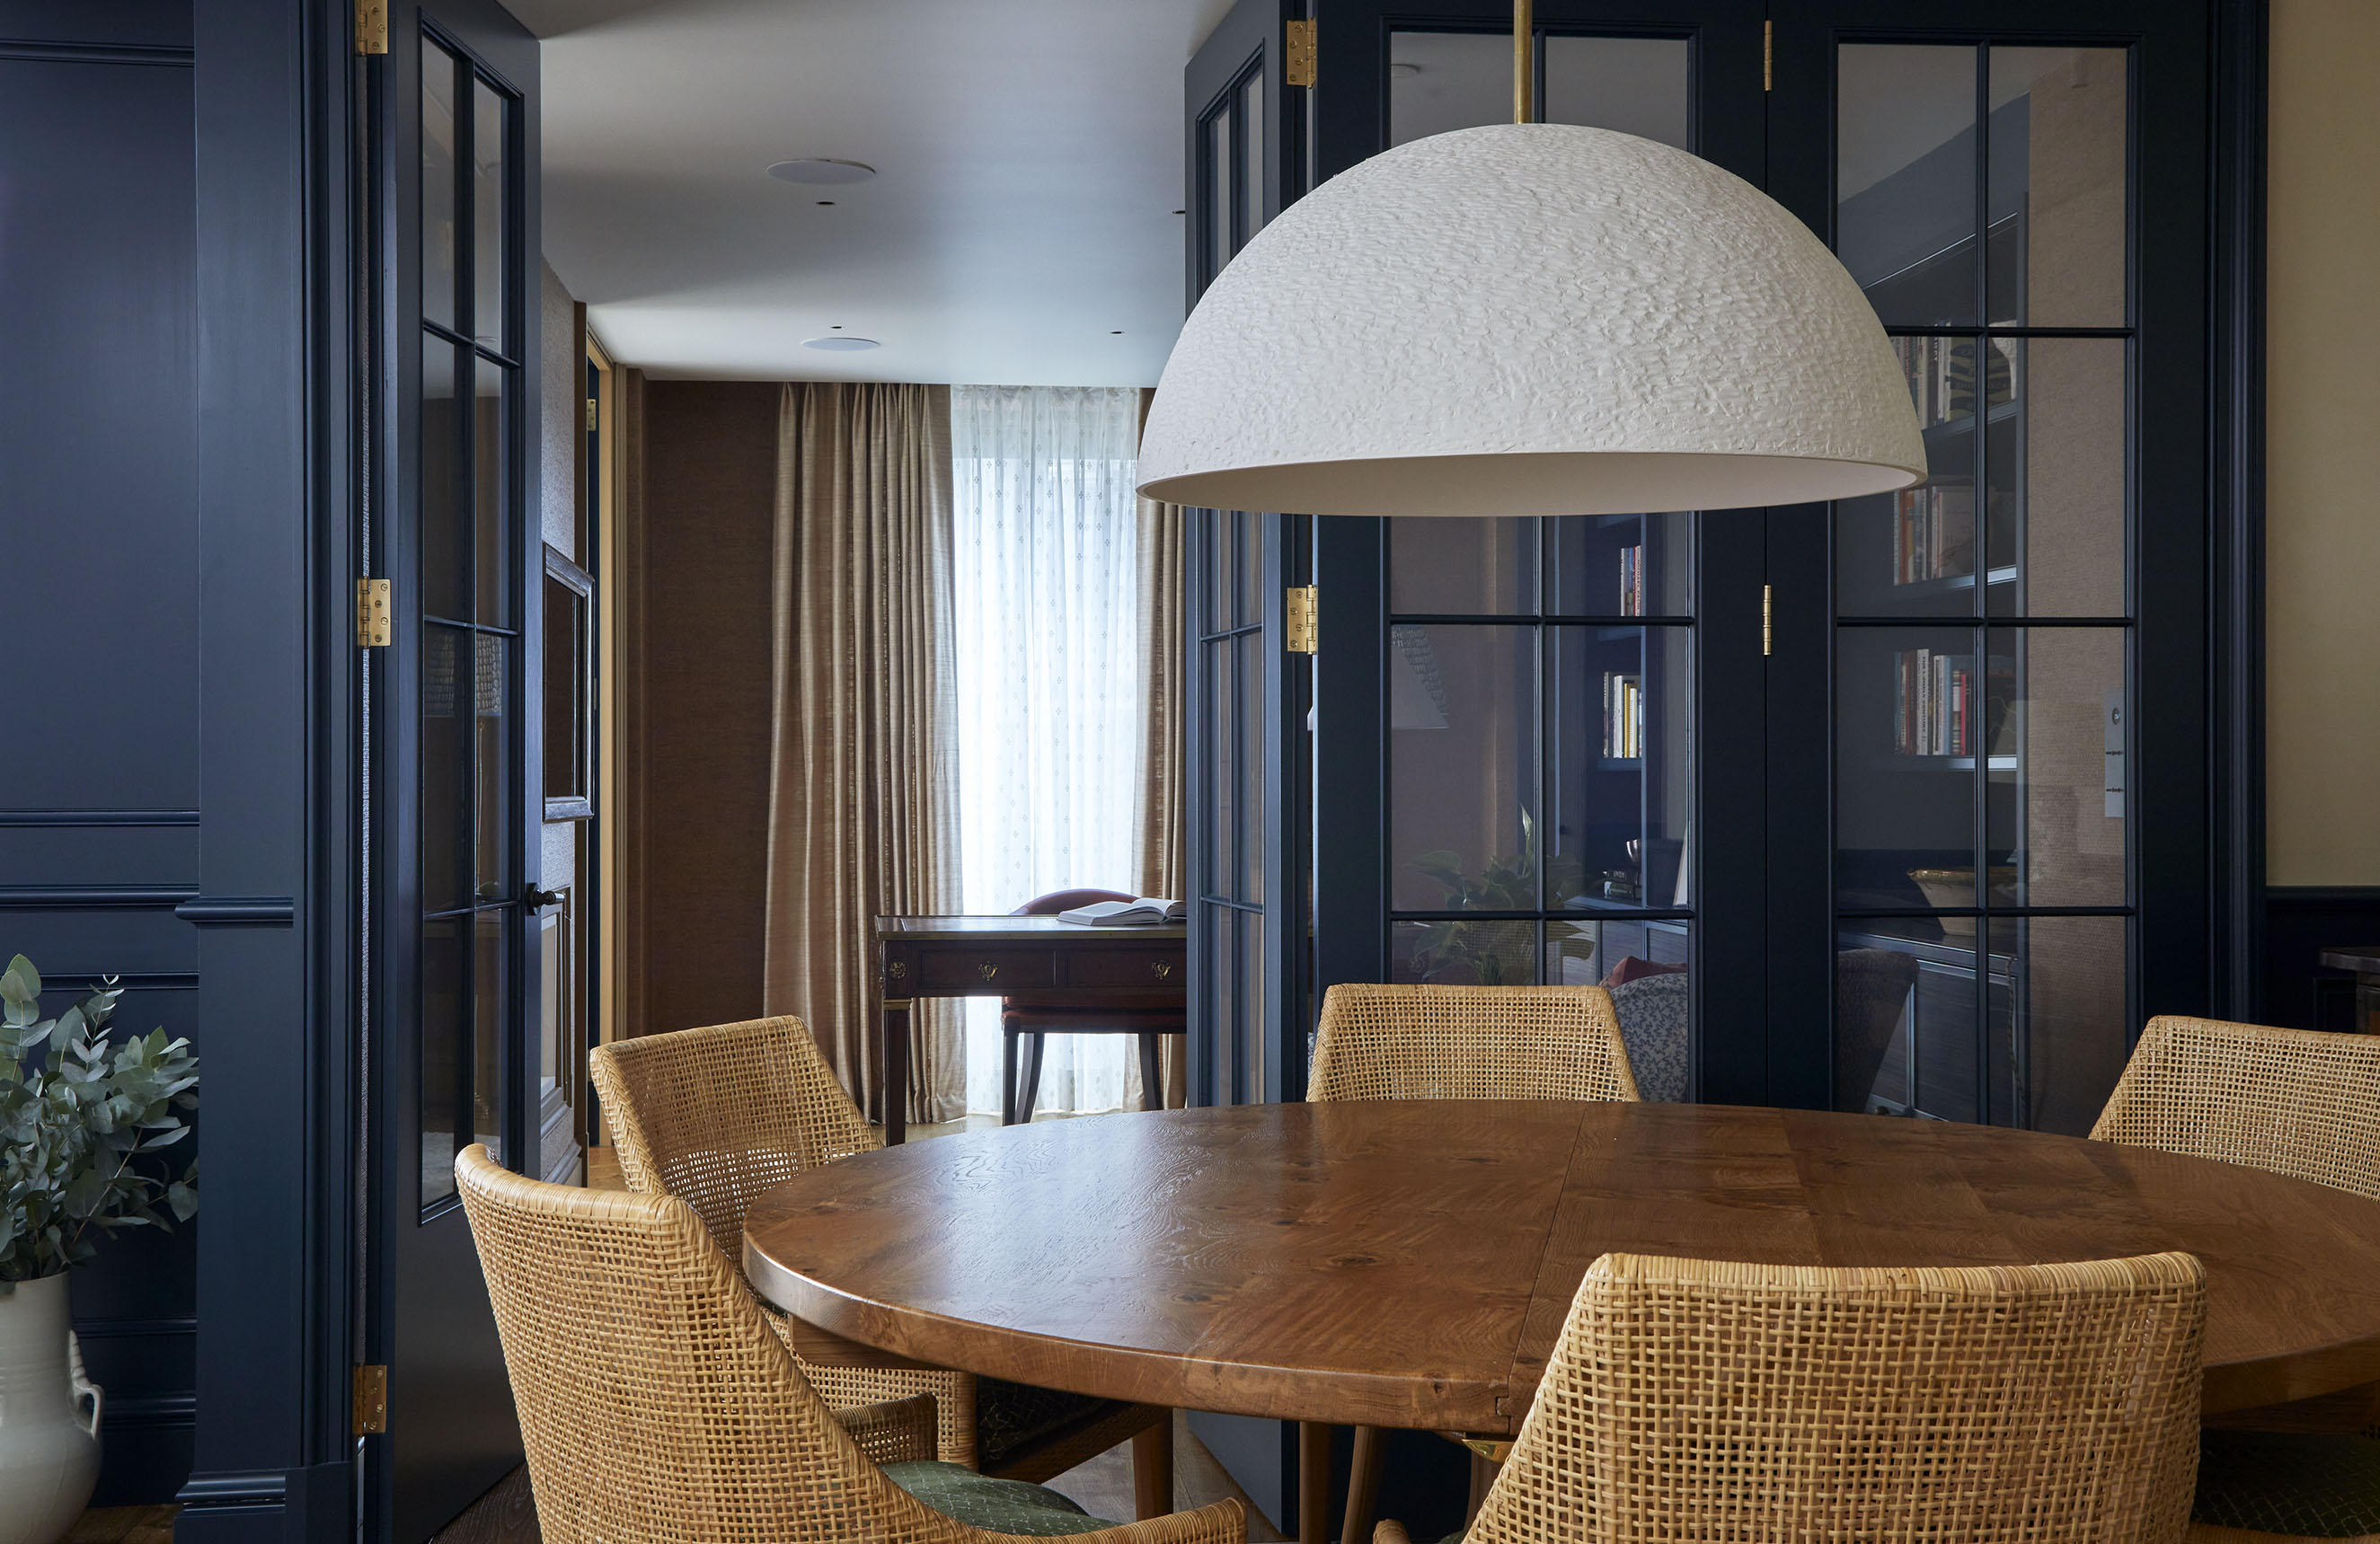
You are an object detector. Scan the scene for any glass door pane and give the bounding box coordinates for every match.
[1384,518,1696,1103]
[419,42,524,1205]
[1832,40,2134,1134]
[1389,27,1692,146]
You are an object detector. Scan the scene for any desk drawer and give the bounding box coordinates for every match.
[1066,946,1186,989]
[916,948,1056,992]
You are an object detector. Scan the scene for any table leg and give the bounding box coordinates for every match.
[1131,1412,1174,1521]
[1139,1032,1163,1112]
[1464,1449,1499,1525]
[1298,1422,1332,1544]
[884,997,911,1145]
[1340,1425,1382,1544]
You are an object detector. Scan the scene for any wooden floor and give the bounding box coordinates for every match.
[62,1509,177,1544]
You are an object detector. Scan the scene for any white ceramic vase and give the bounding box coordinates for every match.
[0,1275,102,1544]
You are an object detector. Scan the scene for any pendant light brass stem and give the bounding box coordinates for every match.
[1513,0,1535,122]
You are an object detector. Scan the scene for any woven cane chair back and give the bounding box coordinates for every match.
[590,1014,877,1248]
[1466,1250,2207,1544]
[455,1143,977,1544]
[1308,984,1640,1104]
[590,1016,986,1460]
[2092,1015,2380,1203]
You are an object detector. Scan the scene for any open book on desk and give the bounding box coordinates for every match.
[1056,897,1188,926]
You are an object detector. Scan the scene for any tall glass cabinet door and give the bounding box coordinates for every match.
[1183,0,1307,1107]
[1771,1,2212,1133]
[1308,1,1768,1101]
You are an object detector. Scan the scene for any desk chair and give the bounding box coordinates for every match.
[1001,888,1185,1125]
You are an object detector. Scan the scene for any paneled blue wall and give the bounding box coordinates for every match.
[0,0,200,1505]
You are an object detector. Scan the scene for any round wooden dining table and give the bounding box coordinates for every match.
[746,1100,2380,1488]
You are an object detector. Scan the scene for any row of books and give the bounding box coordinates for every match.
[1603,671,1643,760]
[1890,484,1977,584]
[1891,648,2013,758]
[1892,336,2018,425]
[1617,544,1646,616]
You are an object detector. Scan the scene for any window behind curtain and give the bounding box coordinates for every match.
[950,384,1147,1116]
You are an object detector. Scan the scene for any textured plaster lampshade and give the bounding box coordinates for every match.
[1137,124,1926,516]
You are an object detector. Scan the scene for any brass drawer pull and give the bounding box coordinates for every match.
[977,961,1000,982]
[1152,960,1174,981]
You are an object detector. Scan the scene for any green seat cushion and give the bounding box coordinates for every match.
[884,1460,1118,1536]
[2196,1429,2380,1537]
[977,1378,1112,1471]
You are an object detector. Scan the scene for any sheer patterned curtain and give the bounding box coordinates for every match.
[951,385,1146,1116]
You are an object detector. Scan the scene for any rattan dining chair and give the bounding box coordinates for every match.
[590,1015,1172,1502]
[1309,982,1639,1544]
[2092,1015,2380,1202]
[1306,983,1641,1104]
[2090,1014,2380,1542]
[1375,1250,2207,1544]
[455,1144,1246,1544]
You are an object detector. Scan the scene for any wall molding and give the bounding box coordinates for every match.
[0,808,200,827]
[75,1314,200,1340]
[173,895,296,926]
[0,885,197,910]
[0,40,192,66]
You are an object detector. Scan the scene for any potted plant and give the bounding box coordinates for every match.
[1406,811,1596,984]
[0,956,198,1544]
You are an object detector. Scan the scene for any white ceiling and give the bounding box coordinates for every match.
[517,0,1236,385]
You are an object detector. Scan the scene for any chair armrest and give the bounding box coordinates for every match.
[1373,1522,1415,1544]
[1020,1498,1246,1544]
[835,1393,941,1465]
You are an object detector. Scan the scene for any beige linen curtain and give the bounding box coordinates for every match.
[1134,389,1190,1107]
[762,382,966,1125]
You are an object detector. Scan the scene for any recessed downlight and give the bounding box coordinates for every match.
[767,158,877,185]
[803,336,880,351]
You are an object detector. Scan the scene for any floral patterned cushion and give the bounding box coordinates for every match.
[1609,971,1689,1102]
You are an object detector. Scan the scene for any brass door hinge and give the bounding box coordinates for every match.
[1285,19,1316,88]
[353,1364,388,1434]
[1761,584,1773,656]
[1285,586,1318,654]
[586,396,599,433]
[356,0,388,55]
[1762,20,1773,91]
[356,578,392,648]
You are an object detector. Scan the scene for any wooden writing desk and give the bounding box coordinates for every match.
[876,914,1186,1144]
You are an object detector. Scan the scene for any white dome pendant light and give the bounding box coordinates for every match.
[1137,1,1924,516]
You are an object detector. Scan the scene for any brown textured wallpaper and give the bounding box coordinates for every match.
[637,381,780,1035]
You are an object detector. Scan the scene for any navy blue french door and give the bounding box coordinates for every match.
[365,2,545,1538]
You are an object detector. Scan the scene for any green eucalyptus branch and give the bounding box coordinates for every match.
[1,954,200,1282]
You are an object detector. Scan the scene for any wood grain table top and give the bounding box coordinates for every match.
[743,1101,2380,1433]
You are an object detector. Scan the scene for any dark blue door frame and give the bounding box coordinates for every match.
[173,2,366,1540]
